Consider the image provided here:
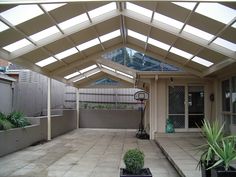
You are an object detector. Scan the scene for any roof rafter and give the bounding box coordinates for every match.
[122,10,236,60]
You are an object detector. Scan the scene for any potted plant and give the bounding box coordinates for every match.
[197,120,224,177]
[120,148,152,177]
[208,137,236,177]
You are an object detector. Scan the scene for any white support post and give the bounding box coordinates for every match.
[47,78,51,141]
[76,89,80,129]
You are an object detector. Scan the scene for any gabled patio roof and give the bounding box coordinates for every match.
[0,1,235,88]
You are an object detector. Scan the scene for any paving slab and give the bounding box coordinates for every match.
[0,129,180,177]
[155,133,204,177]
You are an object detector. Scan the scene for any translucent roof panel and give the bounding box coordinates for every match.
[30,26,60,42]
[3,38,32,52]
[126,2,153,18]
[196,3,236,24]
[127,29,147,42]
[100,29,121,43]
[233,22,236,28]
[80,64,97,73]
[35,57,57,67]
[73,76,85,83]
[117,70,133,79]
[58,13,89,30]
[183,25,214,41]
[170,47,193,59]
[213,38,236,52]
[0,21,9,32]
[148,38,170,51]
[55,47,78,60]
[192,56,213,67]
[103,48,181,72]
[88,2,116,19]
[172,2,196,10]
[64,71,80,79]
[101,64,115,72]
[0,5,44,26]
[41,3,66,11]
[154,12,184,30]
[77,38,100,51]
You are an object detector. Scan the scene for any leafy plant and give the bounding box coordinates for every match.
[7,111,30,128]
[208,137,236,171]
[197,120,225,168]
[0,112,14,130]
[123,148,144,174]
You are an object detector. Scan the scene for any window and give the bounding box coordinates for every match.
[58,13,88,30]
[64,72,80,79]
[127,29,147,42]
[0,21,9,32]
[148,38,170,51]
[213,38,236,52]
[183,25,214,41]
[30,26,60,42]
[126,2,153,18]
[222,79,230,112]
[192,56,214,67]
[170,47,193,59]
[100,30,121,43]
[221,77,236,131]
[55,47,78,60]
[77,38,100,51]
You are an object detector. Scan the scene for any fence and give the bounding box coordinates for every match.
[64,87,142,110]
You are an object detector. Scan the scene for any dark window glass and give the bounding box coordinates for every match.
[232,77,236,113]
[222,80,230,112]
[169,86,185,114]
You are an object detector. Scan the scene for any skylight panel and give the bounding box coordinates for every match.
[41,3,66,11]
[0,21,9,32]
[80,65,97,73]
[55,47,78,60]
[3,38,32,52]
[58,13,88,30]
[183,25,214,41]
[64,72,80,79]
[30,26,60,42]
[0,5,43,26]
[126,2,153,18]
[232,22,236,28]
[148,38,170,51]
[77,38,100,51]
[117,70,133,79]
[154,12,184,30]
[196,3,236,24]
[35,57,57,67]
[86,70,101,77]
[213,38,236,52]
[192,56,213,67]
[88,2,116,19]
[101,64,115,72]
[100,30,121,43]
[170,47,193,59]
[172,2,196,10]
[73,76,85,82]
[127,29,147,42]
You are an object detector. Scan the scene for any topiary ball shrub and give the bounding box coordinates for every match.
[123,148,144,174]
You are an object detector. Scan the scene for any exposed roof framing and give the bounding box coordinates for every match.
[0,1,235,88]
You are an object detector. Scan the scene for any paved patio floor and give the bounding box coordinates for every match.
[0,129,179,177]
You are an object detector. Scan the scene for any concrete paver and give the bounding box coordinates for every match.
[0,129,180,177]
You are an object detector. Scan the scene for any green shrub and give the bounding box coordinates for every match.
[123,148,144,174]
[0,112,14,130]
[7,111,30,128]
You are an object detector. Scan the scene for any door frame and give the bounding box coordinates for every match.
[167,83,205,132]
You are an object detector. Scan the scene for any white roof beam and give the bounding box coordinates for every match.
[164,2,199,59]
[122,10,236,60]
[50,43,124,76]
[203,58,235,77]
[38,4,86,60]
[83,4,105,51]
[101,68,134,84]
